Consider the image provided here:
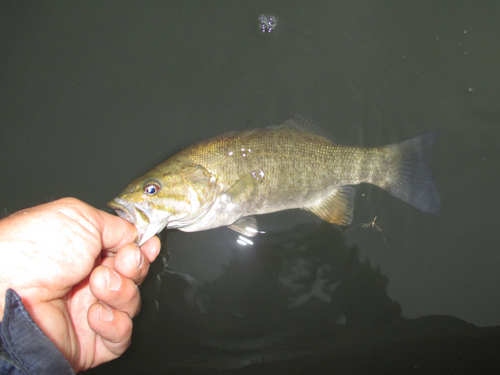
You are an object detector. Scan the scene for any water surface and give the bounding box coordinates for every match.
[1,1,499,373]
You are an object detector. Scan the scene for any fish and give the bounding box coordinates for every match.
[108,115,441,246]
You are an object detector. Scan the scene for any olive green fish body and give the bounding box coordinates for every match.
[168,128,380,212]
[108,116,440,245]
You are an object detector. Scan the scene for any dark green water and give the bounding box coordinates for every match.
[1,1,499,373]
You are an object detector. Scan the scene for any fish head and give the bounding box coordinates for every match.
[108,165,218,245]
[108,171,190,246]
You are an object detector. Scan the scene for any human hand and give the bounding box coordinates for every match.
[0,198,161,372]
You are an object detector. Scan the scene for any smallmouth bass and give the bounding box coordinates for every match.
[108,116,441,245]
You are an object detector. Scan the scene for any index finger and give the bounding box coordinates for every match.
[83,204,138,253]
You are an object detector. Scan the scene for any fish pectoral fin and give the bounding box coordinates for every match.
[224,170,265,204]
[228,216,259,237]
[305,186,355,226]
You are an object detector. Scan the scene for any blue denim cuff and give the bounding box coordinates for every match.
[0,288,74,375]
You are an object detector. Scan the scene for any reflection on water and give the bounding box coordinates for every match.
[258,14,278,33]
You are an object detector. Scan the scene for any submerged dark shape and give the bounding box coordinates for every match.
[149,222,401,369]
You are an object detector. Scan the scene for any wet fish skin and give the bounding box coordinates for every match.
[108,116,440,245]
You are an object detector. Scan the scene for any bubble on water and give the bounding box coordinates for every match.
[258,14,278,33]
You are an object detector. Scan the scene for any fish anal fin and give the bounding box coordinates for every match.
[305,186,355,226]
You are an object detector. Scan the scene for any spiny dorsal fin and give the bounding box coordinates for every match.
[304,186,355,226]
[268,115,335,143]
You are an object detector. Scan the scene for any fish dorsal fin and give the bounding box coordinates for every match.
[285,114,320,131]
[304,186,355,226]
[272,114,335,143]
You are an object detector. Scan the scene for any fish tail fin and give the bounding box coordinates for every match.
[382,131,441,215]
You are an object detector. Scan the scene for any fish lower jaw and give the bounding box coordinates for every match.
[137,219,169,246]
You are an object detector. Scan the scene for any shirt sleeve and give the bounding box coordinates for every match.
[0,288,75,375]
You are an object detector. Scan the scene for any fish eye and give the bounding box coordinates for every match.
[143,182,160,196]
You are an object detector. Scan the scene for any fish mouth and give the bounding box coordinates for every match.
[107,198,167,246]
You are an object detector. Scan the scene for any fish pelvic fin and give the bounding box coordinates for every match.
[304,185,355,226]
[228,216,259,237]
[383,131,441,215]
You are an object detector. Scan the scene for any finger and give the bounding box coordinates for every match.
[89,266,141,318]
[61,197,138,253]
[139,235,162,263]
[87,302,132,363]
[114,243,151,285]
[92,209,138,253]
[44,198,138,254]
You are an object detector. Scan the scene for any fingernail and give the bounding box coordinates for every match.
[106,269,122,291]
[135,248,144,269]
[99,303,114,322]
